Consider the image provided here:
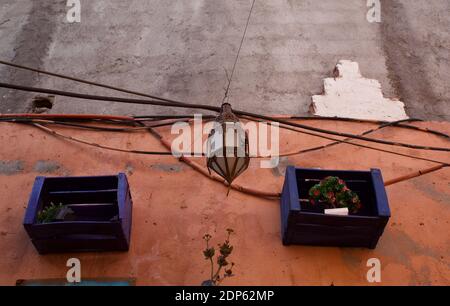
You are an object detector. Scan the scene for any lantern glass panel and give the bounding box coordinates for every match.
[210,157,227,177]
[206,105,250,185]
[234,157,248,177]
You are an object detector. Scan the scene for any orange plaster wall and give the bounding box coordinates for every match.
[0,120,448,285]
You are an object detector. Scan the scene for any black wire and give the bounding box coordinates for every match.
[274,121,449,166]
[222,0,256,103]
[3,116,449,160]
[31,123,204,156]
[133,115,214,119]
[1,81,449,152]
[0,59,187,106]
[2,117,448,166]
[1,59,448,143]
[241,116,449,165]
[132,115,448,139]
[0,117,208,132]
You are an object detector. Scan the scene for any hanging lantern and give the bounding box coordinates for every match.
[207,103,250,191]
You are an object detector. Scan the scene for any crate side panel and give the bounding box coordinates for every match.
[117,173,132,245]
[289,228,374,248]
[280,178,291,243]
[286,166,300,211]
[28,222,122,240]
[370,169,391,218]
[31,237,129,254]
[43,175,119,192]
[296,212,382,228]
[44,190,118,205]
[24,177,46,227]
[290,221,379,248]
[295,168,372,181]
[66,203,118,221]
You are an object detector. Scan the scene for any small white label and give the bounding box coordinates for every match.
[324,207,349,216]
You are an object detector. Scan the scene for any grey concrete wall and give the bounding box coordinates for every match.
[0,0,448,120]
[381,0,450,121]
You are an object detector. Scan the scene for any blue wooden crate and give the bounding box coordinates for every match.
[280,167,390,249]
[23,173,132,254]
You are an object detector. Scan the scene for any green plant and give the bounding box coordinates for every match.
[308,176,362,214]
[37,202,64,223]
[202,229,235,286]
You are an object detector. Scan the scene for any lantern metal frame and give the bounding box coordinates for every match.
[206,103,250,187]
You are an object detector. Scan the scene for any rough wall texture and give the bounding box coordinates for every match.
[381,0,450,121]
[0,0,394,116]
[0,121,448,285]
[0,1,448,119]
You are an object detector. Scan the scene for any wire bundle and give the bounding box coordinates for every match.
[0,60,449,198]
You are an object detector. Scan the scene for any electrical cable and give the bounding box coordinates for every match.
[0,60,187,106]
[222,0,256,103]
[2,112,448,140]
[1,114,448,164]
[3,116,216,132]
[1,116,446,199]
[0,113,134,121]
[0,118,188,132]
[242,116,449,164]
[1,59,448,145]
[31,123,205,157]
[274,122,449,165]
[269,117,449,139]
[1,112,448,165]
[1,82,449,152]
[280,119,421,157]
[3,115,447,165]
[1,57,448,140]
[246,118,441,158]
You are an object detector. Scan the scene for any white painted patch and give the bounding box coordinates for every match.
[310,60,409,122]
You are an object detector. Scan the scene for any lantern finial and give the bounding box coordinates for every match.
[216,103,238,123]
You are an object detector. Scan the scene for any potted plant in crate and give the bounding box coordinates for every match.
[280,167,390,249]
[23,173,133,254]
[307,176,362,215]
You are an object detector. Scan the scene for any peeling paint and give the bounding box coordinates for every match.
[150,163,185,173]
[0,160,24,175]
[311,60,409,121]
[33,160,61,173]
[271,157,290,177]
[125,163,134,175]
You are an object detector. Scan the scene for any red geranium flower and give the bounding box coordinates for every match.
[308,176,362,214]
